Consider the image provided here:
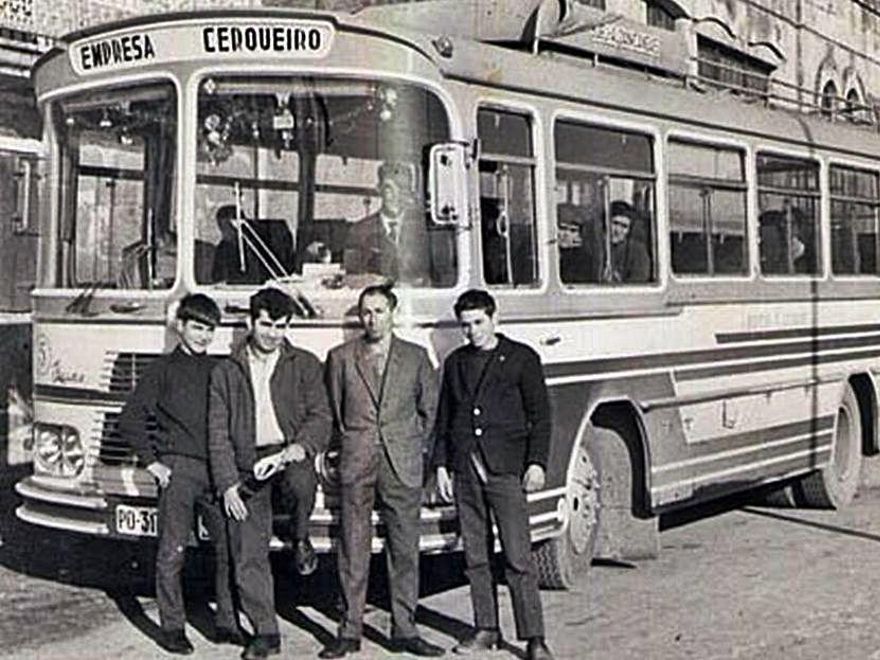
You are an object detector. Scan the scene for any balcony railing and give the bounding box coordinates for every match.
[689,55,878,129]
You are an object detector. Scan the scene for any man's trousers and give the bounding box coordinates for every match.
[337,446,421,640]
[453,458,544,640]
[156,455,237,633]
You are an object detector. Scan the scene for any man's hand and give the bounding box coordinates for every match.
[522,464,546,493]
[436,466,454,503]
[223,484,248,521]
[282,443,307,464]
[147,462,172,489]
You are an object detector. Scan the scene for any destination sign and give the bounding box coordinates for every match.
[70,19,334,75]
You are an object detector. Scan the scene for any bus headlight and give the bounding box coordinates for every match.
[33,423,86,478]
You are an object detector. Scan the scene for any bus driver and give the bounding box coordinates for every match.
[343,161,430,284]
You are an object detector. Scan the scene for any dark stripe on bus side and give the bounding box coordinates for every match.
[653,443,833,494]
[35,384,128,405]
[653,416,835,464]
[545,332,880,380]
[652,432,834,483]
[716,322,880,344]
[673,346,880,382]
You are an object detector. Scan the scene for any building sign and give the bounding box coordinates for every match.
[69,18,335,75]
[590,24,661,59]
[549,14,689,77]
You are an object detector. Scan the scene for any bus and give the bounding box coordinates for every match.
[16,0,880,590]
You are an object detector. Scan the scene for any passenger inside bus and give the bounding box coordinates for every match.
[603,200,651,283]
[343,161,430,284]
[759,208,816,275]
[557,203,599,284]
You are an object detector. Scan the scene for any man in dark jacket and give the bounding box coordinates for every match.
[118,293,240,655]
[209,287,332,660]
[342,161,430,284]
[434,289,554,660]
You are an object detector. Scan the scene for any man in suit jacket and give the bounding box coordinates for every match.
[342,162,430,284]
[321,284,444,658]
[434,289,554,660]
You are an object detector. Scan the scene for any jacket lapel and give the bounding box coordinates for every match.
[473,336,507,404]
[354,339,380,409]
[378,336,403,407]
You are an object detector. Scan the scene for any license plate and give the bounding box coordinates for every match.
[115,504,158,537]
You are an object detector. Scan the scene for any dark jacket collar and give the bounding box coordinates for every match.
[230,336,301,369]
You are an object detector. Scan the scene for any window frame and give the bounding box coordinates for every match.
[51,77,180,292]
[666,136,750,279]
[475,102,544,290]
[755,149,823,278]
[828,160,880,278]
[552,112,660,289]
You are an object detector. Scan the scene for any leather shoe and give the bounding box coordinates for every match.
[158,629,194,655]
[318,637,361,658]
[390,636,445,656]
[295,538,318,576]
[452,629,500,655]
[215,626,245,646]
[526,637,554,660]
[241,634,280,660]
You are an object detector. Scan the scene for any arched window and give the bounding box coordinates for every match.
[646,0,686,31]
[845,89,862,122]
[821,80,838,118]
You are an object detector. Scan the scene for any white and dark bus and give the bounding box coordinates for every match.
[17,1,880,588]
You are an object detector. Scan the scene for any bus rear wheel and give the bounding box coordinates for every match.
[794,384,862,509]
[533,431,601,590]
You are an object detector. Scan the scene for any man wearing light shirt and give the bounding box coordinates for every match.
[209,287,331,660]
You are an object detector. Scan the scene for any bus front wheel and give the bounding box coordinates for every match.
[533,432,601,590]
[794,384,863,509]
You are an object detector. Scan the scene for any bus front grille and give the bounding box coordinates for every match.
[101,352,160,394]
[96,411,147,467]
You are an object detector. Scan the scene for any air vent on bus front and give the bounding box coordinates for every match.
[101,352,160,394]
[96,411,154,467]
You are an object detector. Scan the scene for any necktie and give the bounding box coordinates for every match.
[387,221,399,244]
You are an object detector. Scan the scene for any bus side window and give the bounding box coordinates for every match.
[830,165,880,277]
[757,153,820,276]
[477,108,539,287]
[554,120,656,285]
[668,140,748,277]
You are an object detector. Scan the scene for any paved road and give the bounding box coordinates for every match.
[4,472,880,659]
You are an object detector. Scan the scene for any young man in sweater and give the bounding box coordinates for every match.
[118,293,240,655]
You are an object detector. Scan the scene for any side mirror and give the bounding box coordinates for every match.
[428,142,469,227]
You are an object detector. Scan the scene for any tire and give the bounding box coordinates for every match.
[533,432,601,590]
[794,384,863,509]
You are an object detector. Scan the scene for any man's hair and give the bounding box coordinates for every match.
[609,200,637,223]
[453,289,496,318]
[176,293,221,327]
[358,283,398,312]
[250,287,295,322]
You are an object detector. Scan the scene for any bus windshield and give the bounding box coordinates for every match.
[54,82,177,290]
[193,76,456,290]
